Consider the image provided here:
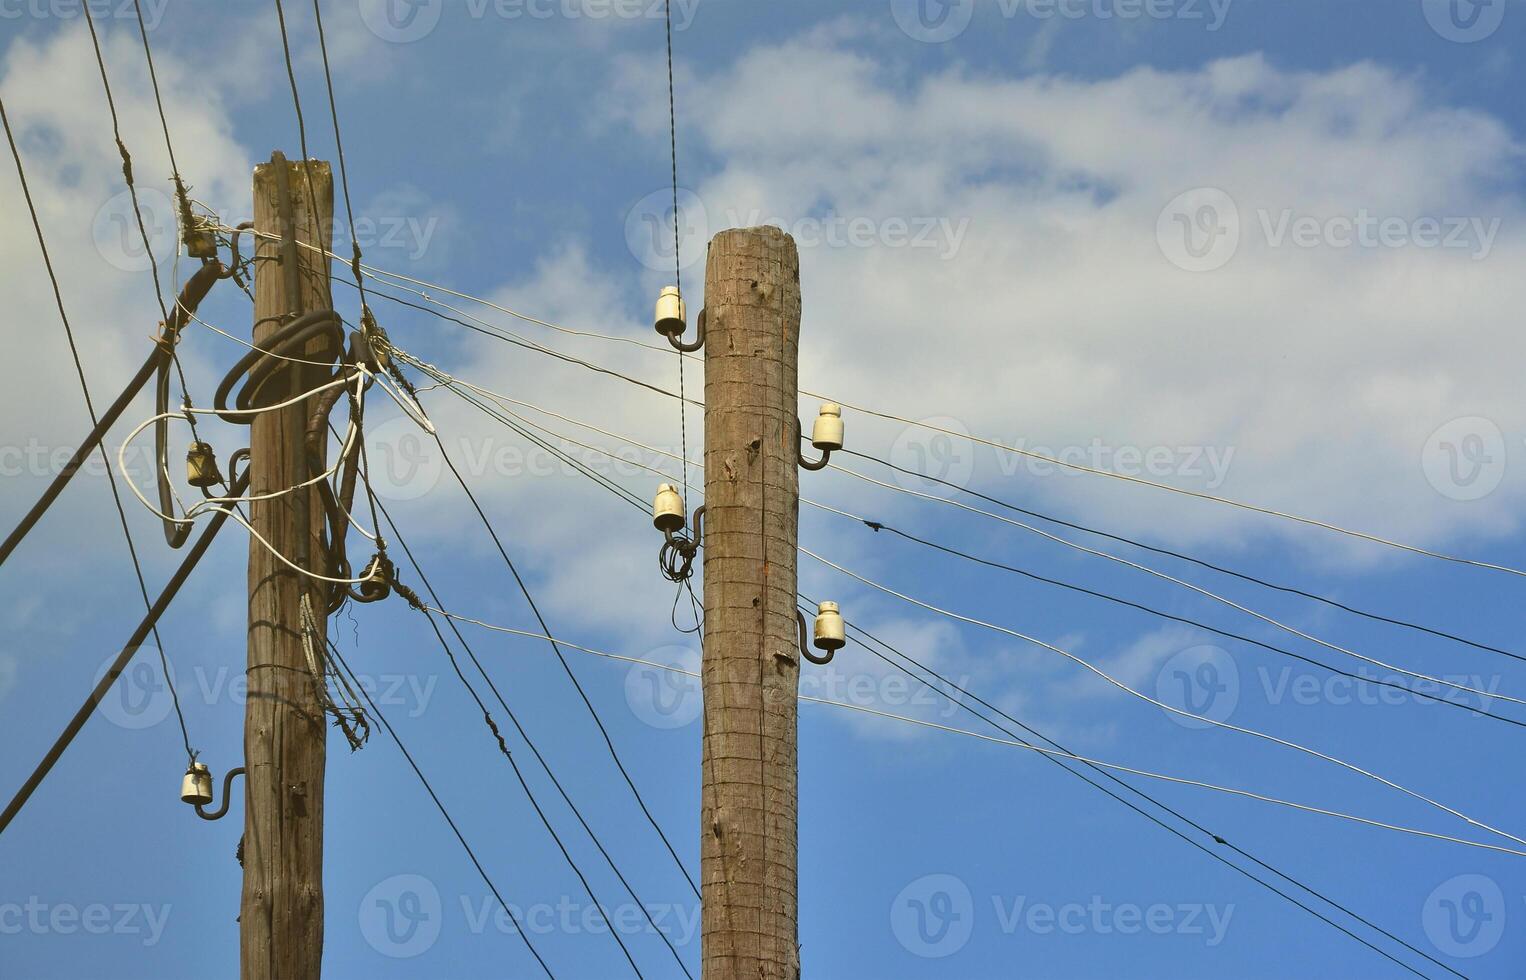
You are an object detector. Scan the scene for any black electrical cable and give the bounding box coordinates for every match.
[81,3,169,329]
[309,0,369,310]
[377,502,697,980]
[334,273,692,406]
[400,350,1443,973]
[806,606,1453,980]
[852,518,1524,729]
[0,471,250,838]
[123,0,206,426]
[841,447,1524,665]
[386,366,703,901]
[212,309,343,421]
[1,92,197,765]
[388,573,648,979]
[427,424,703,901]
[272,0,324,238]
[366,270,1518,667]
[664,0,692,606]
[324,636,556,980]
[435,378,653,514]
[0,344,165,569]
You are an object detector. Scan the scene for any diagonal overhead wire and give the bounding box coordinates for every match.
[324,636,556,978]
[202,229,1526,579]
[802,547,1526,853]
[377,500,696,979]
[839,447,1525,665]
[391,363,1524,729]
[0,91,196,764]
[824,461,1522,708]
[820,614,1464,980]
[395,378,702,901]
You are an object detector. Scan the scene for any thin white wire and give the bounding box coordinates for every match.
[116,372,385,587]
[799,546,1526,852]
[118,374,364,522]
[428,605,1526,859]
[223,223,682,360]
[218,223,1526,577]
[402,371,1526,852]
[397,350,702,482]
[188,306,347,370]
[407,359,1519,713]
[223,225,703,411]
[805,697,1526,858]
[201,500,379,586]
[124,411,359,525]
[827,462,1522,708]
[804,399,1526,579]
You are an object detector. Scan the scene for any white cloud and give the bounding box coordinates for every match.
[600,38,1526,563]
[0,28,251,570]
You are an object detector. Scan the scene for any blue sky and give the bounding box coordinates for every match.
[3,1,1526,977]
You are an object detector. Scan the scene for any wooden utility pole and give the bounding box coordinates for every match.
[243,152,334,979]
[701,226,803,979]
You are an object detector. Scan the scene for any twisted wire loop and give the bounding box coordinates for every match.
[659,505,704,583]
[211,306,397,613]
